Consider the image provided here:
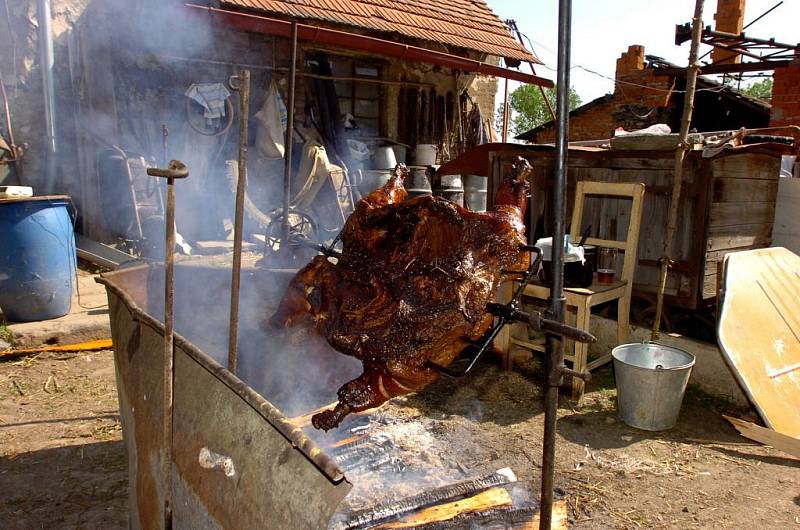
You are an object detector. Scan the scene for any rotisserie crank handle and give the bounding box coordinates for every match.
[485,303,596,344]
[146,160,189,180]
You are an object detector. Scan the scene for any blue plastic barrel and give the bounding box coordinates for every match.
[0,196,77,322]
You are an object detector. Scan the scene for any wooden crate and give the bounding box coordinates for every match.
[488,145,784,310]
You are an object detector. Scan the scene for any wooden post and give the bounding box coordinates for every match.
[651,0,705,341]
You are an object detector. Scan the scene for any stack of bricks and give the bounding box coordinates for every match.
[614,45,674,109]
[712,0,746,65]
[770,58,800,127]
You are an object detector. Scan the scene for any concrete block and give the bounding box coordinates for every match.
[5,271,111,349]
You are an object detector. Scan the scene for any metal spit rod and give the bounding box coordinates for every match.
[282,21,299,250]
[146,159,189,529]
[540,0,572,527]
[227,70,251,375]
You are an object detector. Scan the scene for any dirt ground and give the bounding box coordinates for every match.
[0,350,127,529]
[1,349,799,529]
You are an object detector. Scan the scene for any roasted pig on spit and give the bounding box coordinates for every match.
[270,158,532,430]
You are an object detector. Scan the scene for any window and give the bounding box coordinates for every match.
[331,58,382,137]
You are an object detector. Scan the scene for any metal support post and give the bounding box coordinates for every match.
[227,70,251,374]
[540,0,572,527]
[282,21,299,250]
[146,160,189,529]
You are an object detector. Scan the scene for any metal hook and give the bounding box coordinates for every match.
[228,74,242,92]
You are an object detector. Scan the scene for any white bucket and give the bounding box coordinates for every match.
[372,147,397,170]
[359,170,393,195]
[414,144,437,166]
[391,145,407,165]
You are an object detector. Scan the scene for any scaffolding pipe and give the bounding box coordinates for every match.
[36,0,57,191]
[227,70,251,375]
[282,21,298,250]
[540,0,571,528]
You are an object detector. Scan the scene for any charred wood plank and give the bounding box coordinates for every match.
[413,500,569,530]
[331,468,517,530]
[376,487,513,529]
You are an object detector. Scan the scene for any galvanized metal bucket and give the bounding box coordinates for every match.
[612,342,695,431]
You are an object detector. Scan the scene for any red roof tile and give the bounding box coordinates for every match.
[220,0,539,63]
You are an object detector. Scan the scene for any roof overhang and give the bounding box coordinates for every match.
[185,4,554,87]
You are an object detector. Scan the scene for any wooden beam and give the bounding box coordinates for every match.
[724,415,800,460]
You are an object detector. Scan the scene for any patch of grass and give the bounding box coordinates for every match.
[0,324,13,346]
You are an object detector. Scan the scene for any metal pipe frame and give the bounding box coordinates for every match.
[145,160,189,528]
[227,70,251,375]
[185,4,553,87]
[540,0,572,527]
[36,0,57,191]
[282,22,299,252]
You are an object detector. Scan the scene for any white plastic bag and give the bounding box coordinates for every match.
[535,236,585,264]
[253,81,288,158]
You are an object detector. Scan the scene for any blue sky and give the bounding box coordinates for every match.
[489,0,800,104]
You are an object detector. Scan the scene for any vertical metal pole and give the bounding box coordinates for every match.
[163,173,176,529]
[540,0,571,528]
[228,70,251,374]
[501,77,510,142]
[282,21,299,249]
[146,160,189,530]
[36,0,57,192]
[652,0,704,341]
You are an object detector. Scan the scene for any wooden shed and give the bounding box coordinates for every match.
[439,135,797,314]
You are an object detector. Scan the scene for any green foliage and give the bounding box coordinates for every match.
[742,78,773,101]
[0,324,13,346]
[497,84,582,138]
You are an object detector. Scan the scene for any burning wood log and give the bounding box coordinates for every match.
[331,468,517,530]
[412,501,569,530]
[376,487,513,528]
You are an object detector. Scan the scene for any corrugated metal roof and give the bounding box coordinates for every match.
[220,0,539,63]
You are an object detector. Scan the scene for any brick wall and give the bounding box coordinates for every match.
[614,45,674,110]
[712,0,746,65]
[770,60,800,127]
[526,45,676,143]
[530,100,616,143]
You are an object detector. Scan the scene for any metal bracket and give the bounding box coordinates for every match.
[426,245,596,378]
[146,160,189,180]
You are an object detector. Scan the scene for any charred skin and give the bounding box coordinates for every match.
[271,159,532,430]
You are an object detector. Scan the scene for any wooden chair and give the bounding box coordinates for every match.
[497,181,646,400]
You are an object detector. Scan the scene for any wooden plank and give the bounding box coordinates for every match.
[524,500,568,530]
[705,245,771,263]
[773,177,800,255]
[717,248,800,437]
[702,272,718,300]
[377,487,512,529]
[712,178,779,203]
[706,223,773,251]
[710,153,782,181]
[724,415,800,460]
[709,202,776,228]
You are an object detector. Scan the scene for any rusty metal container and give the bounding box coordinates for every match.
[98,261,352,529]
